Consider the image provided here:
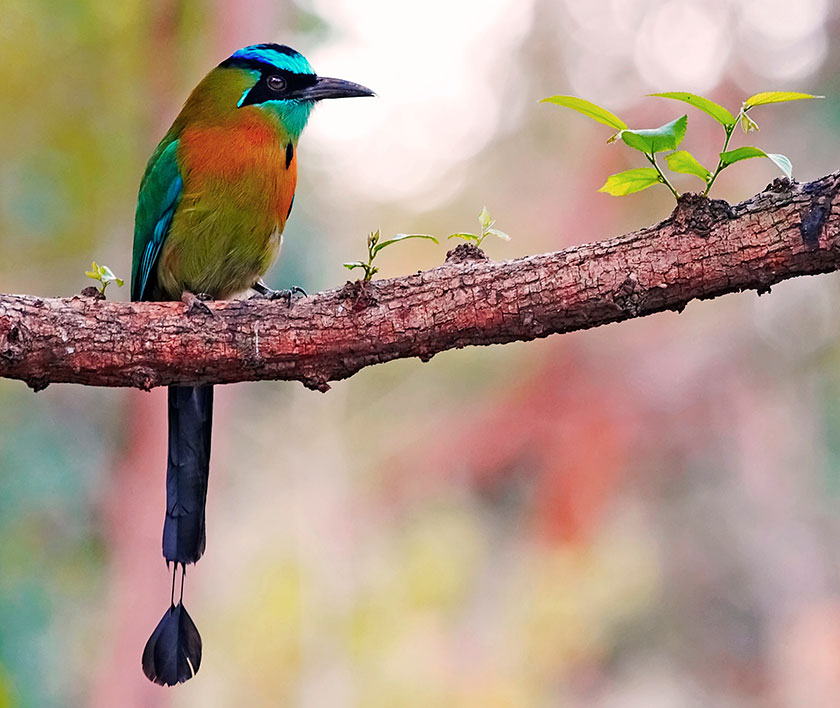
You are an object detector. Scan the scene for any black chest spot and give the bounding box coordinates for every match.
[285,142,294,169]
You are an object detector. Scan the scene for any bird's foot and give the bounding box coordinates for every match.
[251,281,306,307]
[181,291,214,316]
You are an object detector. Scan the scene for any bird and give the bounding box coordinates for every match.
[131,42,373,686]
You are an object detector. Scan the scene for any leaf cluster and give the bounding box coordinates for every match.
[85,261,124,296]
[542,91,821,201]
[447,206,511,248]
[343,208,510,283]
[344,229,439,282]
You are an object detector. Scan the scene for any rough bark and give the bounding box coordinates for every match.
[1,173,839,393]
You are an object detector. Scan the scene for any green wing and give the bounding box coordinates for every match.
[131,138,183,301]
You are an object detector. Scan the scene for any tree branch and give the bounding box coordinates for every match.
[2,173,839,392]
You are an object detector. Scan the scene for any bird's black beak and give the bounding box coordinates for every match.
[296,76,375,101]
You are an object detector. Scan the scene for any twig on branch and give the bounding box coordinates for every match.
[1,173,839,393]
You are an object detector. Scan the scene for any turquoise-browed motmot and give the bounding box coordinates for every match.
[131,43,373,686]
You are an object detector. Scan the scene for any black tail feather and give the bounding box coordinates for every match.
[164,385,213,564]
[143,385,212,686]
[142,600,202,685]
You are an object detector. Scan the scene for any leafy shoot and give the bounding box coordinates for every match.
[544,90,821,201]
[85,261,124,296]
[447,207,511,248]
[344,229,439,282]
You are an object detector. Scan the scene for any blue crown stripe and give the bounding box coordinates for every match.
[222,44,314,76]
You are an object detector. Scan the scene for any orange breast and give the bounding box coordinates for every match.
[178,113,297,229]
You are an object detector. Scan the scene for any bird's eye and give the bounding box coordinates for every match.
[267,75,286,92]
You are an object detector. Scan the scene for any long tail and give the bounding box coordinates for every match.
[143,384,213,686]
[163,384,213,564]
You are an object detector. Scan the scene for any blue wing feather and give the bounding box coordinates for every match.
[131,139,183,301]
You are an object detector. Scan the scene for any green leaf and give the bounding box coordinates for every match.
[478,206,493,230]
[719,146,792,178]
[448,232,479,241]
[85,261,124,290]
[372,233,439,256]
[343,261,366,270]
[99,265,120,283]
[621,115,688,154]
[665,150,711,182]
[740,113,760,134]
[485,227,511,241]
[744,91,823,108]
[598,168,662,196]
[649,92,736,127]
[766,153,793,178]
[540,95,628,131]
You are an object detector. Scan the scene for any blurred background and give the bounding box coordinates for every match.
[1,0,840,705]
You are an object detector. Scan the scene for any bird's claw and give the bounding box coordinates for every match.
[182,291,214,316]
[251,282,306,307]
